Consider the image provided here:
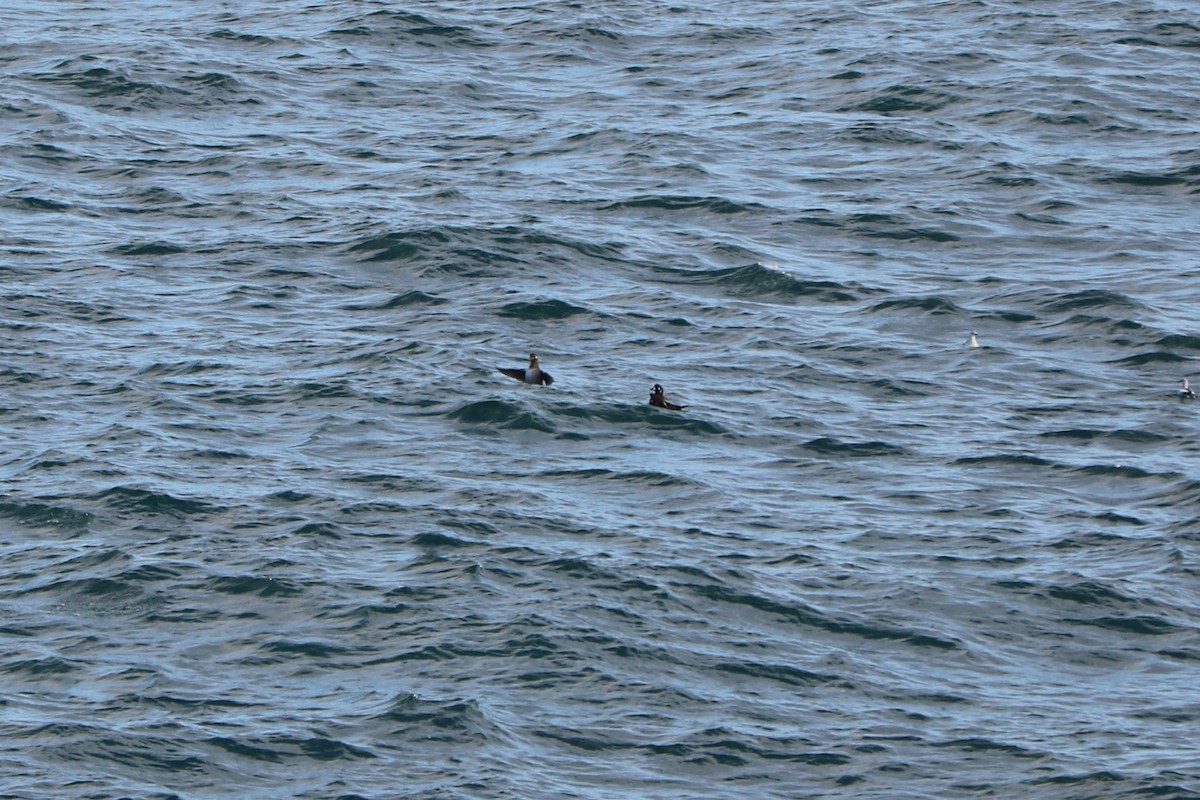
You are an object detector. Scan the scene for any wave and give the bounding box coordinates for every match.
[547,403,727,435]
[1044,312,1145,335]
[1068,615,1187,635]
[371,693,503,744]
[329,10,491,48]
[955,454,1054,467]
[344,225,621,275]
[846,83,963,114]
[686,583,959,650]
[345,228,453,263]
[410,531,478,548]
[534,723,853,766]
[208,29,279,46]
[342,291,447,310]
[868,295,962,314]
[710,659,842,687]
[865,378,934,398]
[850,212,961,242]
[537,468,701,489]
[210,731,374,762]
[933,737,1045,759]
[6,195,71,213]
[1,657,76,677]
[1109,351,1190,366]
[601,195,767,214]
[290,522,343,539]
[1037,289,1140,313]
[803,438,906,457]
[447,400,555,433]
[1038,428,1169,444]
[1087,511,1145,526]
[1099,169,1189,187]
[36,62,252,111]
[497,298,593,320]
[679,263,861,303]
[846,120,930,146]
[205,575,304,598]
[1156,333,1200,351]
[292,381,354,400]
[1044,581,1140,606]
[0,500,92,533]
[136,360,228,378]
[1072,464,1174,480]
[89,486,221,519]
[111,242,188,256]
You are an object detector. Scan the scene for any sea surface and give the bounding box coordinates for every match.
[2,1,1199,798]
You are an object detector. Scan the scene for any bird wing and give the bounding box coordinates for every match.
[539,371,554,386]
[498,367,527,382]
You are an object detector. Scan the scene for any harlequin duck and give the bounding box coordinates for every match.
[649,383,685,411]
[498,352,553,386]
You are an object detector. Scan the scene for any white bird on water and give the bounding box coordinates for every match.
[1179,378,1196,400]
[965,331,980,348]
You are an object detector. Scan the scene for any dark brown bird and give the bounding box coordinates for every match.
[498,352,553,386]
[649,383,685,410]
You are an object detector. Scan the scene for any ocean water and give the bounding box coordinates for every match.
[2,0,1199,797]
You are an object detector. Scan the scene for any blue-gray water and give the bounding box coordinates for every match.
[3,1,1199,798]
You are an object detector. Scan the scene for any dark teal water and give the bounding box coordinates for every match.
[3,1,1200,798]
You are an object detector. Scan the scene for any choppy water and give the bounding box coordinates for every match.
[3,1,1200,797]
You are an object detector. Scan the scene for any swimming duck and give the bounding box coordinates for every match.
[649,383,686,411]
[498,352,553,386]
[1179,378,1196,400]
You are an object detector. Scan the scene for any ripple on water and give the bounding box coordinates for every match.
[675,263,863,304]
[447,399,555,433]
[5,1,1200,797]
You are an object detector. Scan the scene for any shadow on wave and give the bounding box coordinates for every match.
[867,295,962,315]
[1107,351,1190,366]
[601,194,767,214]
[803,437,907,458]
[342,291,447,310]
[36,60,253,112]
[548,403,727,435]
[367,693,505,745]
[446,399,726,436]
[1038,428,1169,445]
[207,731,375,763]
[957,455,1186,485]
[537,467,704,489]
[1037,288,1141,313]
[0,500,93,533]
[534,723,852,766]
[447,400,556,433]
[497,298,596,321]
[685,583,959,650]
[344,224,623,275]
[665,263,863,304]
[88,486,223,519]
[329,9,492,48]
[842,83,963,115]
